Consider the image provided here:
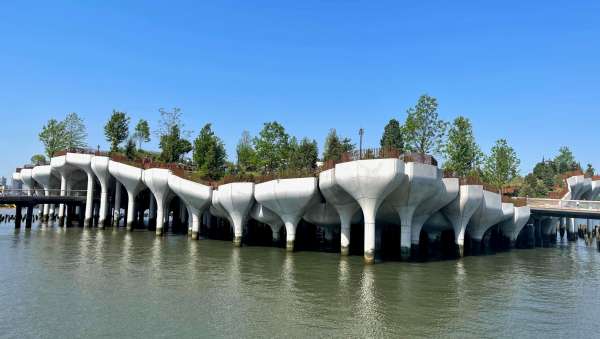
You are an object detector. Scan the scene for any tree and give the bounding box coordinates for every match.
[124,138,137,160]
[193,123,227,180]
[323,128,354,162]
[403,94,447,154]
[104,110,130,152]
[236,131,256,173]
[133,119,151,150]
[159,125,192,162]
[553,146,579,174]
[289,137,318,171]
[30,154,48,165]
[443,116,483,177]
[585,163,595,177]
[253,121,290,174]
[63,112,87,149]
[380,119,404,151]
[39,119,68,157]
[482,139,520,190]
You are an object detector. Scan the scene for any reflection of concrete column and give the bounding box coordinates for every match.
[58,175,67,226]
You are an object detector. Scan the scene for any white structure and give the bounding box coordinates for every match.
[318,168,361,255]
[91,156,112,228]
[142,168,173,235]
[499,206,531,247]
[109,161,145,230]
[254,178,317,251]
[65,153,96,227]
[250,203,284,242]
[217,182,255,246]
[334,159,403,263]
[31,165,59,221]
[385,162,439,259]
[167,174,212,240]
[466,191,505,251]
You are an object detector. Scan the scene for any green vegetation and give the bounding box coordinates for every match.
[443,116,482,177]
[482,139,520,191]
[38,113,88,157]
[63,112,87,149]
[403,94,447,155]
[157,108,191,162]
[104,110,130,152]
[380,119,404,151]
[192,124,227,180]
[323,128,354,162]
[133,119,151,150]
[30,154,47,165]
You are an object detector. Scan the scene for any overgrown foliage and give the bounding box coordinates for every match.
[323,128,354,162]
[443,116,482,177]
[482,139,520,191]
[193,123,227,180]
[403,94,447,155]
[104,110,130,152]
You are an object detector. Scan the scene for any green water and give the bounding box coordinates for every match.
[1,218,599,338]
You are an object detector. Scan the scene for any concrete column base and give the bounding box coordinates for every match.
[98,219,106,229]
[126,222,134,231]
[58,216,65,227]
[400,246,411,260]
[457,244,465,257]
[155,228,163,236]
[188,228,192,236]
[364,250,375,264]
[340,246,349,256]
[233,236,242,247]
[410,244,420,260]
[286,240,294,252]
[83,218,92,227]
[191,231,199,240]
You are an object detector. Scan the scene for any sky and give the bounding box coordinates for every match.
[1,0,599,181]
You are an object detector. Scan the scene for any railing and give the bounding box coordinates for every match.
[502,196,527,207]
[526,198,600,210]
[55,148,109,157]
[0,189,88,198]
[321,148,437,171]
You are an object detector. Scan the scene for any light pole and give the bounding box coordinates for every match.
[358,128,364,159]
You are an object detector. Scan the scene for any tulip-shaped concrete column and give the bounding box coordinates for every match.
[211,190,233,224]
[255,178,317,251]
[591,180,600,200]
[499,206,531,247]
[250,203,284,242]
[385,162,439,260]
[19,168,35,195]
[410,177,459,256]
[167,174,212,240]
[65,153,95,227]
[335,159,403,263]
[318,168,361,255]
[91,156,112,228]
[50,155,76,226]
[303,201,347,244]
[142,168,173,236]
[108,161,145,230]
[540,217,559,245]
[442,185,484,257]
[32,165,59,222]
[215,183,255,246]
[113,182,122,227]
[466,191,504,254]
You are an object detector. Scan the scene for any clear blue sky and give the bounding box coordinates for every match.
[1,0,599,181]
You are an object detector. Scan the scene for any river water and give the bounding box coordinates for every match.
[1,213,599,338]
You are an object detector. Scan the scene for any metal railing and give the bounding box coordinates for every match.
[0,189,88,198]
[526,198,600,210]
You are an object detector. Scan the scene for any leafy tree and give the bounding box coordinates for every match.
[289,137,318,171]
[553,146,579,173]
[443,116,482,177]
[585,163,595,177]
[253,121,290,174]
[323,128,354,162]
[193,123,227,180]
[133,119,151,149]
[236,131,256,173]
[63,112,87,149]
[30,154,48,165]
[104,110,130,152]
[156,107,185,137]
[38,119,67,157]
[403,94,447,154]
[482,139,520,190]
[124,138,137,160]
[159,125,192,162]
[380,119,404,151]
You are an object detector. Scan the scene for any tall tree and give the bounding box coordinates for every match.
[403,94,447,154]
[443,116,482,177]
[63,112,88,149]
[133,119,151,150]
[323,128,354,162]
[124,138,137,160]
[253,121,290,174]
[159,125,192,162]
[380,118,404,151]
[236,130,256,173]
[39,119,67,157]
[553,146,580,173]
[289,137,318,171]
[193,123,227,180]
[585,163,595,177]
[482,139,520,190]
[30,154,48,165]
[104,110,130,152]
